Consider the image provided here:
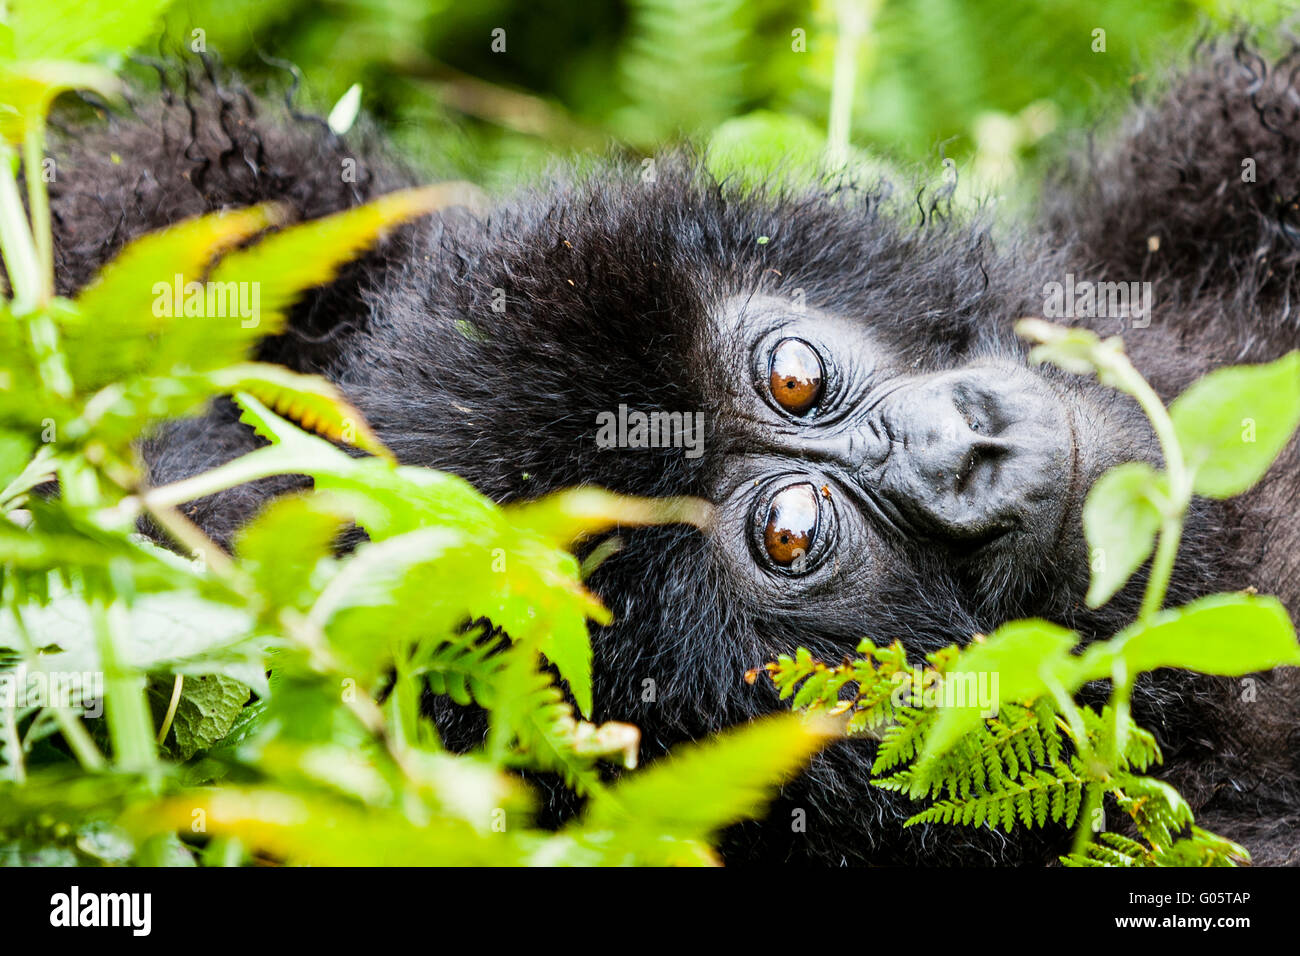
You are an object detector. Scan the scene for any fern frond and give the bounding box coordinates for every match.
[903,764,1084,830]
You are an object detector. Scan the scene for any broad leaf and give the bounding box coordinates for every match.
[917,619,1078,769]
[1077,592,1300,682]
[1170,352,1300,498]
[69,206,278,388]
[9,0,173,61]
[580,713,831,842]
[1083,462,1165,607]
[207,186,457,322]
[209,363,392,461]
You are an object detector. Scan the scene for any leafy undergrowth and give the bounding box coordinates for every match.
[0,1,833,867]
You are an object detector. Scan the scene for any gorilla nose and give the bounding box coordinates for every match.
[875,373,1031,542]
[910,418,1010,498]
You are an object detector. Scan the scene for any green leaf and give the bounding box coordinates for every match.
[0,61,121,142]
[917,619,1078,769]
[307,526,470,681]
[9,0,173,61]
[0,577,271,698]
[1083,462,1165,607]
[1170,352,1300,498]
[68,206,279,388]
[538,612,593,719]
[122,787,529,866]
[579,713,832,842]
[208,363,392,461]
[234,494,346,615]
[1077,592,1300,681]
[505,486,712,546]
[151,673,252,761]
[0,431,36,493]
[207,186,457,324]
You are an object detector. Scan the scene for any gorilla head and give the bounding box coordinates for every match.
[325,159,1239,863]
[51,41,1300,865]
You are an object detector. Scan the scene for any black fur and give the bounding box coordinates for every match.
[44,40,1300,865]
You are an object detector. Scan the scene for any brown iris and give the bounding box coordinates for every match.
[768,338,824,415]
[763,482,820,567]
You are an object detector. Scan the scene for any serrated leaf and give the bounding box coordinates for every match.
[1083,462,1165,607]
[579,713,832,840]
[506,486,712,546]
[538,611,593,719]
[68,206,279,387]
[153,673,251,761]
[1,578,271,698]
[207,186,456,322]
[1170,352,1300,498]
[9,0,173,61]
[0,60,121,142]
[210,363,392,461]
[234,494,346,615]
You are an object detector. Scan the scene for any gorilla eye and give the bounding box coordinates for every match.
[763,482,820,568]
[768,338,824,415]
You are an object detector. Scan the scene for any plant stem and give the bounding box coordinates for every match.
[143,501,238,579]
[140,443,317,514]
[1100,351,1192,621]
[22,125,52,304]
[827,0,872,168]
[157,674,184,746]
[0,144,40,310]
[1,702,24,783]
[92,599,159,777]
[49,706,108,771]
[1140,518,1184,621]
[1071,785,1103,856]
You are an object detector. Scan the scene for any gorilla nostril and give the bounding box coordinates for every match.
[954,438,1010,496]
[954,448,978,495]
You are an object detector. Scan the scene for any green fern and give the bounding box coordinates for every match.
[762,639,1251,867]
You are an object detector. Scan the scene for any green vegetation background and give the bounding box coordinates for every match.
[160,0,1290,196]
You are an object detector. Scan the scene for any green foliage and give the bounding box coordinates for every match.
[766,325,1300,867]
[1082,462,1165,607]
[2,0,1295,870]
[1170,352,1300,498]
[0,0,827,866]
[140,0,1281,195]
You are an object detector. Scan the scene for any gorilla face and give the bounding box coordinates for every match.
[695,292,1156,657]
[713,295,1072,582]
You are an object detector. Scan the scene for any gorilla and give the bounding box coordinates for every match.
[43,38,1300,865]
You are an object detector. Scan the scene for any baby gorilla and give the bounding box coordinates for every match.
[45,38,1300,864]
